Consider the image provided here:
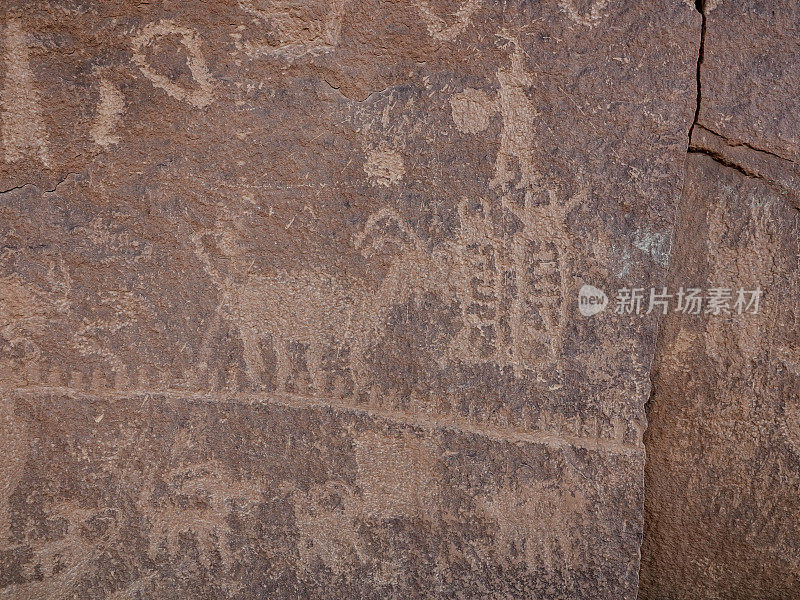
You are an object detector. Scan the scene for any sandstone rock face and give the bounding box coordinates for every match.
[0,0,736,598]
[640,149,800,599]
[640,1,800,598]
[698,0,800,163]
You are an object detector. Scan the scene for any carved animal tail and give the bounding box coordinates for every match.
[189,230,229,291]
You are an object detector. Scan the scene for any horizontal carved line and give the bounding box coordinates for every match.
[2,385,644,457]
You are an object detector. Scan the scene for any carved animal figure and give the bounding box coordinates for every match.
[192,209,456,393]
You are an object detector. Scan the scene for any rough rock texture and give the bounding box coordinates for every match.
[640,149,800,599]
[0,1,705,598]
[697,0,800,163]
[640,1,800,598]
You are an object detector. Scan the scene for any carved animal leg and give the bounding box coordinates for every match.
[274,340,290,393]
[489,147,514,191]
[190,310,221,388]
[307,340,325,394]
[240,328,265,387]
[349,340,367,395]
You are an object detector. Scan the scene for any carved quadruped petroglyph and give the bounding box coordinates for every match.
[283,431,441,577]
[192,208,455,394]
[191,189,582,399]
[238,0,348,58]
[0,497,113,599]
[90,78,125,148]
[0,421,261,598]
[0,273,51,368]
[415,0,482,42]
[478,480,587,573]
[558,0,610,28]
[289,479,366,575]
[1,18,50,166]
[139,456,262,571]
[131,20,215,108]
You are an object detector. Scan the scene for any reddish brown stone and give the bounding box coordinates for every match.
[640,1,800,597]
[698,0,800,162]
[641,149,800,598]
[0,1,701,597]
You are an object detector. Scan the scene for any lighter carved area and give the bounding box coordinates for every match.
[131,20,215,108]
[415,0,482,42]
[1,19,49,167]
[90,78,125,148]
[238,0,348,58]
[3,386,645,456]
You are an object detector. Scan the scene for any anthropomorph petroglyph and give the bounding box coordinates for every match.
[131,20,215,108]
[1,18,49,166]
[446,190,583,375]
[415,0,482,42]
[448,37,582,373]
[450,34,540,192]
[239,0,348,58]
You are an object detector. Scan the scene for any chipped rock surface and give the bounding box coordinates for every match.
[640,1,800,598]
[9,0,789,598]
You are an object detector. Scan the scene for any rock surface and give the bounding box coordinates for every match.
[641,1,800,598]
[15,0,799,598]
[697,0,800,163]
[640,147,800,600]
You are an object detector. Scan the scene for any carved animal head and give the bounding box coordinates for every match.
[354,209,456,305]
[353,208,425,259]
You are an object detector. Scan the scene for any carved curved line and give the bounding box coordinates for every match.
[131,20,214,108]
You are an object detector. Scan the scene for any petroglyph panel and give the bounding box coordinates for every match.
[1,0,699,597]
[0,391,644,599]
